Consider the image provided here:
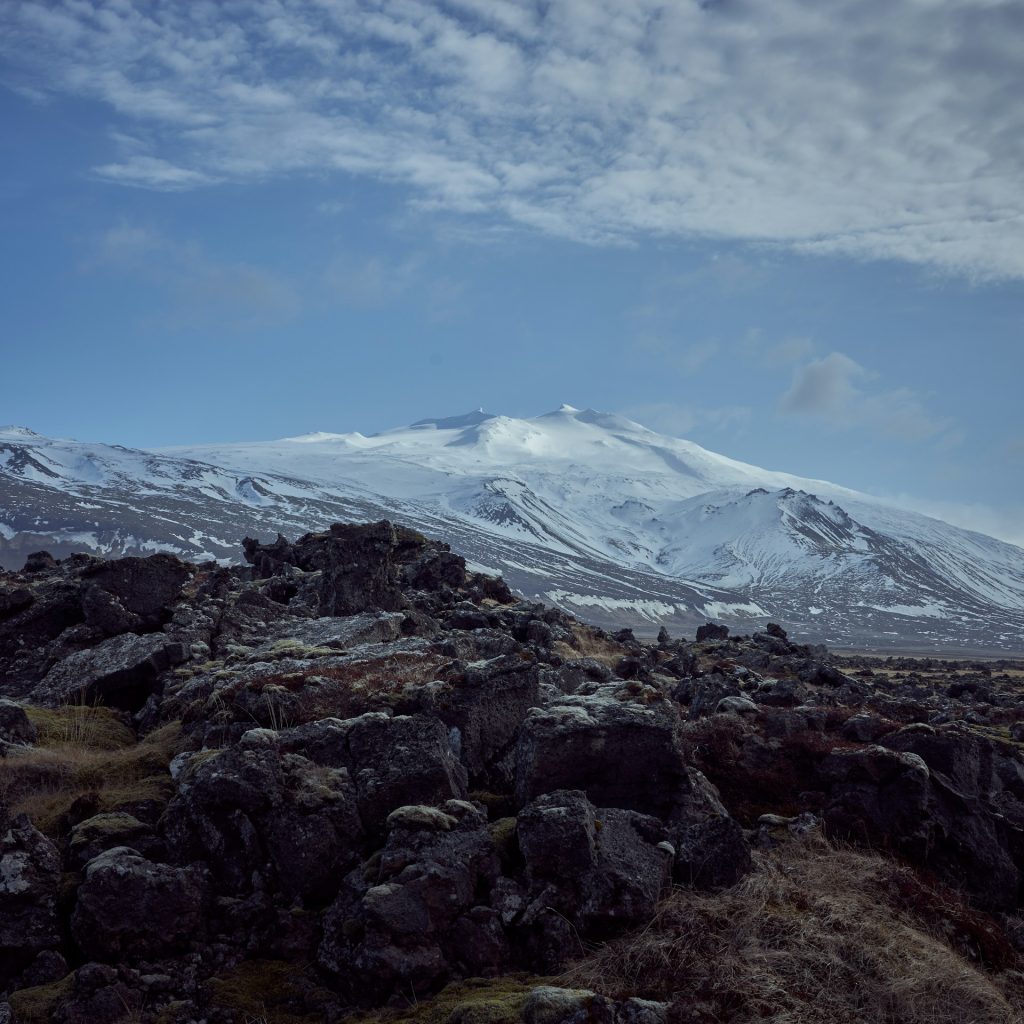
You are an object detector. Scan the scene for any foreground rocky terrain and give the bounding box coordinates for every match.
[0,521,1022,1023]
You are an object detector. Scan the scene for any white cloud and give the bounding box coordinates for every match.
[3,1,1024,278]
[781,352,950,442]
[93,155,219,190]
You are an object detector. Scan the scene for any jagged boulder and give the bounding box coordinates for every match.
[695,622,729,642]
[67,813,161,870]
[163,733,365,901]
[517,790,673,936]
[670,772,752,889]
[29,632,188,709]
[51,963,144,1024]
[514,684,690,818]
[880,725,1024,910]
[322,713,469,835]
[80,554,192,628]
[0,813,62,988]
[820,744,934,856]
[244,521,468,616]
[420,653,540,788]
[319,800,503,1001]
[0,699,36,745]
[71,847,209,961]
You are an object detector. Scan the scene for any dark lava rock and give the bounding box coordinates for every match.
[52,963,144,1024]
[79,554,192,628]
[422,653,540,788]
[517,789,673,933]
[29,632,188,709]
[163,732,365,902]
[0,814,62,988]
[318,800,502,1001]
[22,551,57,573]
[244,520,468,616]
[695,622,729,642]
[0,699,36,745]
[514,684,691,819]
[67,813,161,871]
[71,846,209,961]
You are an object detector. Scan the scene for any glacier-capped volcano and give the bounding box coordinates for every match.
[2,408,1023,652]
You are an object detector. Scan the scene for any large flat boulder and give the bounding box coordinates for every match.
[514,684,690,818]
[29,632,188,709]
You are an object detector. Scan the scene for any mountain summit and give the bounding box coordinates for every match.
[1,409,1022,651]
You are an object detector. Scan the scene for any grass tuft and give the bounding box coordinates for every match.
[0,712,182,837]
[562,837,1024,1023]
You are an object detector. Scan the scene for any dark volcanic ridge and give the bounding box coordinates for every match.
[1,521,1024,1023]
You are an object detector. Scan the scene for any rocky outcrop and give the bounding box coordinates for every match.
[319,799,502,1001]
[30,632,189,709]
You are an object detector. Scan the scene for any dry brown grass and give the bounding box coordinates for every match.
[196,652,452,730]
[563,837,1024,1024]
[0,707,182,836]
[553,626,624,669]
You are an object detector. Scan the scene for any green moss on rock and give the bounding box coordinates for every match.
[7,974,74,1024]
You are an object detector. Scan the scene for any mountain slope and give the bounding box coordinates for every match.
[2,411,1022,651]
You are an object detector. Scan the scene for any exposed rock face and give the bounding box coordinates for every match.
[517,790,673,932]
[514,684,691,818]
[695,622,729,642]
[1,521,1022,1020]
[0,699,36,745]
[71,847,209,960]
[0,815,62,988]
[163,732,365,901]
[30,632,189,709]
[319,799,502,1001]
[244,521,469,615]
[80,555,192,629]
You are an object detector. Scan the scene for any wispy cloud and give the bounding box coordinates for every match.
[3,1,1024,278]
[741,331,815,369]
[781,352,951,442]
[87,224,300,328]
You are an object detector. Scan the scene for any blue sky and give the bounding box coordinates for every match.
[1,0,1022,545]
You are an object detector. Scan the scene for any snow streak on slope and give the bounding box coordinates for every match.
[2,411,1023,652]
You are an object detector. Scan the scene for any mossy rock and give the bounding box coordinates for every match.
[469,790,516,819]
[69,811,151,862]
[7,973,74,1024]
[488,817,519,872]
[205,958,337,1024]
[353,976,551,1024]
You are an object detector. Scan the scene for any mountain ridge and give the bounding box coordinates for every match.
[1,411,1022,652]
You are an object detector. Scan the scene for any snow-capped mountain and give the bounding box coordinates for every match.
[2,409,1023,652]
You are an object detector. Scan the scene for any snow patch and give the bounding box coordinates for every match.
[861,603,947,619]
[702,600,770,618]
[546,590,684,621]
